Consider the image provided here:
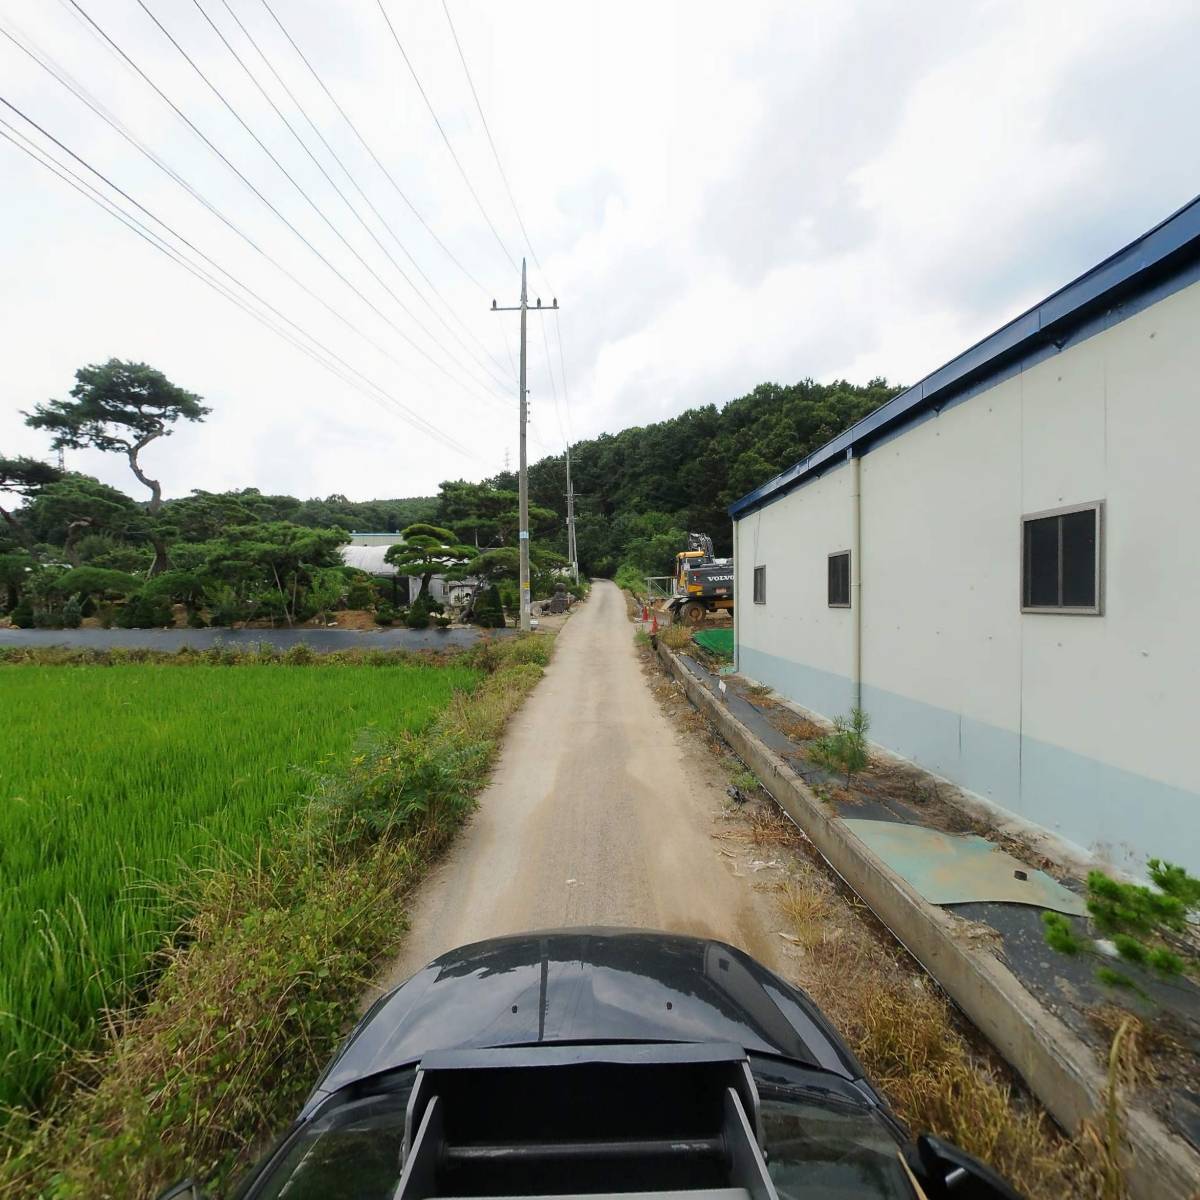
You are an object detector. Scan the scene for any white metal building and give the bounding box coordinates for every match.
[730,198,1200,877]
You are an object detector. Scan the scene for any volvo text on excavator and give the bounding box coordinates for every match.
[664,532,734,626]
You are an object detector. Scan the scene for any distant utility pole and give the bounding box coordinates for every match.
[492,259,558,632]
[565,445,579,583]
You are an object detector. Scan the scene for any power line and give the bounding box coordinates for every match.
[0,109,475,459]
[438,1,576,460]
[440,0,542,282]
[215,0,515,385]
[255,0,490,296]
[553,306,575,444]
[188,0,513,396]
[373,0,519,273]
[0,19,494,429]
[130,0,506,407]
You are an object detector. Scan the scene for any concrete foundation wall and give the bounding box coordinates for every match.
[733,278,1200,875]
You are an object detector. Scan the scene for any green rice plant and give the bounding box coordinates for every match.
[0,635,553,1200]
[0,662,477,1114]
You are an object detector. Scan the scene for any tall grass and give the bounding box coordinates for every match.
[0,663,477,1113]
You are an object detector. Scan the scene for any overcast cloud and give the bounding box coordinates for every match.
[2,0,1197,503]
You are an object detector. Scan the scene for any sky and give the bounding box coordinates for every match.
[1,0,1197,505]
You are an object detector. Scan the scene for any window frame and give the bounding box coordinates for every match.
[1020,500,1104,616]
[753,564,767,605]
[827,550,851,609]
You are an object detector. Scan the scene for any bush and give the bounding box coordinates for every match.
[406,607,430,629]
[187,611,208,629]
[434,615,451,630]
[10,600,35,628]
[116,591,176,629]
[252,592,289,625]
[346,579,377,610]
[207,586,249,628]
[51,567,141,602]
[1043,858,1199,988]
[374,603,396,626]
[614,563,645,592]
[33,610,63,629]
[473,585,506,628]
[61,595,83,629]
[807,708,871,786]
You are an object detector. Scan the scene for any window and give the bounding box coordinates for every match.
[828,551,850,607]
[753,565,766,604]
[1021,502,1102,614]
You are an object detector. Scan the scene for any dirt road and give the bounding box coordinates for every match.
[376,580,777,991]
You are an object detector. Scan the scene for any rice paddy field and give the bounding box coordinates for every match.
[0,662,478,1113]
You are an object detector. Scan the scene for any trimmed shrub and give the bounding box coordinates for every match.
[51,567,140,603]
[208,587,248,628]
[473,585,506,628]
[116,591,176,629]
[61,595,83,629]
[10,600,35,629]
[374,603,396,626]
[346,579,378,609]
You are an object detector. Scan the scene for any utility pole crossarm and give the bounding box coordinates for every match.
[491,259,563,631]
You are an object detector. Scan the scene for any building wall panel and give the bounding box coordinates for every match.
[733,278,1200,874]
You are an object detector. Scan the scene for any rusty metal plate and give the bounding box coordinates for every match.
[842,820,1087,915]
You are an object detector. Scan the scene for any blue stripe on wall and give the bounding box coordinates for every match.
[736,643,1199,876]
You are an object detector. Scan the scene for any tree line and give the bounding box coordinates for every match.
[2,359,900,627]
[484,374,902,583]
[1,360,569,629]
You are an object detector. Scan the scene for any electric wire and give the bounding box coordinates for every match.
[440,0,542,283]
[189,0,513,395]
[59,0,499,415]
[255,0,516,390]
[373,0,519,274]
[215,0,514,385]
[0,20,498,433]
[131,0,507,407]
[0,112,475,458]
[256,0,489,295]
[553,306,575,444]
[439,0,576,449]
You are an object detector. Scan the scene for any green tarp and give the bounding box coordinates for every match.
[692,628,734,657]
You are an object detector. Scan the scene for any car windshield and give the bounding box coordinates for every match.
[243,1069,914,1200]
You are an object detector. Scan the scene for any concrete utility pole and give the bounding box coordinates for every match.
[492,259,558,631]
[565,443,579,583]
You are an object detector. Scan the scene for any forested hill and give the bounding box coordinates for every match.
[505,376,902,579]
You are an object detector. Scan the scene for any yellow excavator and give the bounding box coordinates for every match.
[663,532,734,625]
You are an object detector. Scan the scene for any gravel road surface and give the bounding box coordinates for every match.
[377,580,776,991]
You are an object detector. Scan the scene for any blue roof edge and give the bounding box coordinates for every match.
[729,194,1200,520]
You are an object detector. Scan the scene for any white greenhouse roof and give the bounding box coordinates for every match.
[340,544,401,577]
